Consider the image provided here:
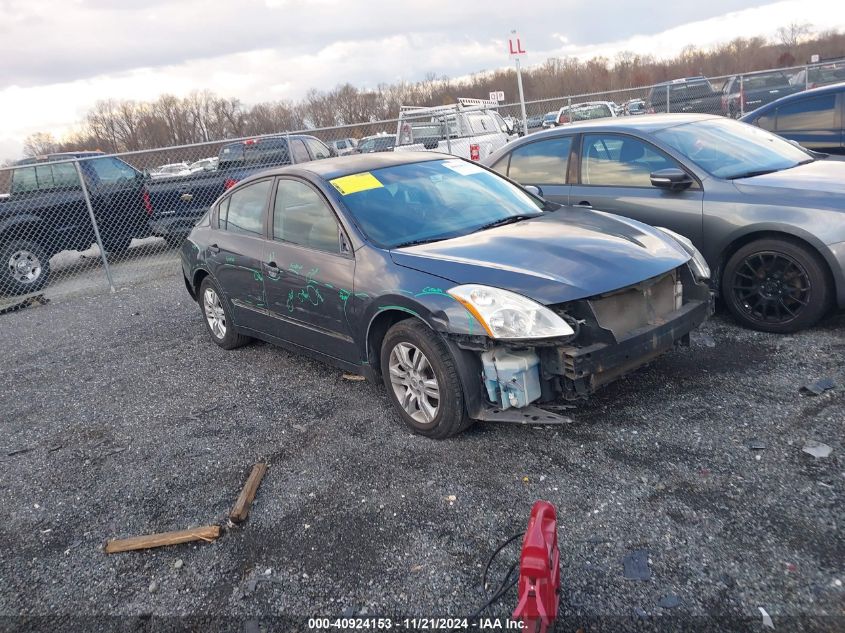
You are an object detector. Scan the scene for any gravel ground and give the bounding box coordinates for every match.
[0,271,842,632]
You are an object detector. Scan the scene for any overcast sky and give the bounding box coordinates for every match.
[1,0,844,160]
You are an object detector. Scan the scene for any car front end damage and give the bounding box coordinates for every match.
[449,263,713,422]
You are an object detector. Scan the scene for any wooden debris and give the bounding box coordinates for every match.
[342,373,366,381]
[229,462,267,523]
[105,525,220,554]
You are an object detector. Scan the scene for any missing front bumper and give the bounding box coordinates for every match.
[541,297,711,397]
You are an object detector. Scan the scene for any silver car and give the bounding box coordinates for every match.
[482,114,845,333]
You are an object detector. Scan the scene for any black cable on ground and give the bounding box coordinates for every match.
[462,531,525,621]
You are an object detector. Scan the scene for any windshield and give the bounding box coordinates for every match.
[654,118,811,179]
[333,159,544,249]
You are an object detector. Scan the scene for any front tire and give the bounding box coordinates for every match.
[722,238,830,333]
[198,277,250,349]
[1,240,50,296]
[380,320,473,438]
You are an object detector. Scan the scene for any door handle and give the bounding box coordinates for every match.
[209,243,220,255]
[180,193,193,202]
[575,200,592,208]
[264,261,281,278]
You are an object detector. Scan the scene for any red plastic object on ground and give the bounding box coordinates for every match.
[513,500,560,633]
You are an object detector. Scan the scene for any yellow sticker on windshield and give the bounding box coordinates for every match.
[329,172,384,195]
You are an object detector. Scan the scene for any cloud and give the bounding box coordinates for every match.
[1,0,843,160]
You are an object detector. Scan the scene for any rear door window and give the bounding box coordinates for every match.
[220,180,271,236]
[776,95,837,131]
[507,137,572,184]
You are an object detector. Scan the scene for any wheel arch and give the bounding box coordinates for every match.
[0,217,52,252]
[189,267,211,301]
[365,308,421,377]
[715,227,839,302]
[365,307,487,419]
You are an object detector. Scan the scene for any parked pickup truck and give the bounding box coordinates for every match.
[0,151,153,295]
[720,71,803,118]
[146,134,333,247]
[647,77,723,115]
[394,98,514,160]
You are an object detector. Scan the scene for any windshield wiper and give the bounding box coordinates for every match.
[725,168,780,180]
[392,237,448,249]
[476,214,536,231]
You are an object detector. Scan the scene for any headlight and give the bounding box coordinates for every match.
[447,284,574,340]
[656,227,710,281]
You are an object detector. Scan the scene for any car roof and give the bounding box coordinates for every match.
[517,113,720,135]
[742,80,845,119]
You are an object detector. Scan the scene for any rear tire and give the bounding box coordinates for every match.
[722,238,830,333]
[198,276,250,349]
[380,319,473,438]
[1,239,50,296]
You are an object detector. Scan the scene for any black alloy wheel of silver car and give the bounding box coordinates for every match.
[198,276,250,350]
[1,239,50,296]
[723,238,830,333]
[380,319,473,439]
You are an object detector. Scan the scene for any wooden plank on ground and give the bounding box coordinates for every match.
[229,462,267,523]
[105,525,220,554]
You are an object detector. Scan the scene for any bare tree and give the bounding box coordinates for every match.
[777,22,813,49]
[22,132,59,157]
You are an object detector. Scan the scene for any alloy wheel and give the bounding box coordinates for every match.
[731,251,811,325]
[388,342,440,424]
[8,250,42,285]
[203,287,227,339]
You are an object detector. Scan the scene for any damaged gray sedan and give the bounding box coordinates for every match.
[181,153,712,437]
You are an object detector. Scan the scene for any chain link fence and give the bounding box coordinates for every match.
[1,58,843,310]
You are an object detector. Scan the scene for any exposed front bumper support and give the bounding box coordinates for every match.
[543,297,711,394]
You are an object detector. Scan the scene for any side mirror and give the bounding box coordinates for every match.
[524,185,544,198]
[650,168,693,191]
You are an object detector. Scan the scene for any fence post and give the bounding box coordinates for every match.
[286,131,295,164]
[443,116,452,154]
[74,160,116,293]
[567,96,572,124]
[739,74,744,117]
[805,64,809,90]
[665,83,671,113]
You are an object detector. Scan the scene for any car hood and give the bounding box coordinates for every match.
[733,160,845,200]
[389,209,690,305]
